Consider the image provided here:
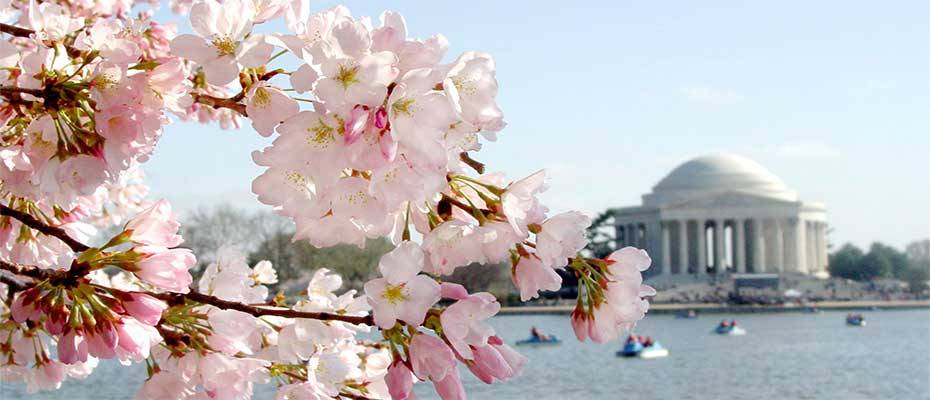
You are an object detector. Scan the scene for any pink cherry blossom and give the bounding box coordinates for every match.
[364,242,441,329]
[170,0,273,86]
[245,83,300,136]
[57,331,88,365]
[512,255,562,302]
[440,292,500,359]
[501,170,548,235]
[124,199,183,247]
[535,211,591,268]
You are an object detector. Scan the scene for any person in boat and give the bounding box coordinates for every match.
[529,326,550,341]
[719,320,730,328]
[625,335,639,346]
[731,320,737,326]
[642,337,654,347]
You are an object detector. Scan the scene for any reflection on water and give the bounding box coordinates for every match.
[3,310,929,400]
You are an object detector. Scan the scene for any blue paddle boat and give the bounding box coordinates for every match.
[846,314,866,327]
[713,321,747,335]
[617,341,669,359]
[515,335,561,346]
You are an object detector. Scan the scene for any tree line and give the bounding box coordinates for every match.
[829,240,930,291]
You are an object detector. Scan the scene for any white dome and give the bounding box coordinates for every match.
[644,153,797,206]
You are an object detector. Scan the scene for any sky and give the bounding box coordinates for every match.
[144,1,930,250]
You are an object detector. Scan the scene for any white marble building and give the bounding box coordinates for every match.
[612,153,828,277]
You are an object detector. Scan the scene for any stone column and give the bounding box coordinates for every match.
[735,219,746,273]
[817,222,828,273]
[752,219,765,273]
[661,222,671,276]
[696,219,707,275]
[794,218,807,273]
[774,218,784,273]
[678,220,689,275]
[714,219,726,273]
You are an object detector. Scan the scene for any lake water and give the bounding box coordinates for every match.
[3,309,929,399]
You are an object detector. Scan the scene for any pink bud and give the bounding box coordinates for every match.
[373,106,388,129]
[433,366,466,400]
[135,247,195,293]
[440,283,468,301]
[86,323,118,359]
[11,289,42,323]
[410,334,456,382]
[122,293,167,326]
[124,199,183,247]
[469,344,513,384]
[570,309,589,342]
[385,361,416,400]
[58,330,88,365]
[343,105,370,145]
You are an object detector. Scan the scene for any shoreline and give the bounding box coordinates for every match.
[498,300,930,315]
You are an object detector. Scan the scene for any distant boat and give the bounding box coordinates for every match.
[617,341,669,359]
[801,307,823,314]
[846,314,866,327]
[675,310,699,319]
[713,325,747,335]
[515,335,561,346]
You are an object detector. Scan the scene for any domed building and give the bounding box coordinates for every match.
[612,153,828,277]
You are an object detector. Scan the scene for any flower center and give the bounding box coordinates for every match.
[211,36,237,56]
[450,75,477,95]
[335,63,360,89]
[391,98,415,116]
[252,87,271,107]
[382,284,407,304]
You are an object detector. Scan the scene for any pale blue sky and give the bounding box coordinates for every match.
[145,1,930,249]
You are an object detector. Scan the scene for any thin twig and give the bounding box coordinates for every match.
[0,23,34,38]
[0,204,90,252]
[149,290,374,325]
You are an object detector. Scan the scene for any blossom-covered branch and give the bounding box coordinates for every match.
[0,0,655,398]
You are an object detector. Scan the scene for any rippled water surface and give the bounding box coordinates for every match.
[3,309,929,399]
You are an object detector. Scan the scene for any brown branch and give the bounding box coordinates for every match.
[459,152,485,174]
[0,204,90,252]
[149,290,374,325]
[0,274,28,292]
[192,93,248,116]
[0,23,34,38]
[0,86,45,97]
[0,259,47,280]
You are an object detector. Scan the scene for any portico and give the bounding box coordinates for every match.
[612,154,829,277]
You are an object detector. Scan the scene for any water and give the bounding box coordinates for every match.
[3,310,929,399]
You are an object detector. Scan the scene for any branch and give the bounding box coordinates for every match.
[459,152,485,174]
[0,23,33,38]
[192,93,248,116]
[0,204,90,252]
[149,290,375,325]
[0,86,46,97]
[0,274,28,292]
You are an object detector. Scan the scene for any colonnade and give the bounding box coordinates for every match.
[616,218,828,276]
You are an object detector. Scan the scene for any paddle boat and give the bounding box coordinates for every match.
[675,309,699,319]
[515,335,561,346]
[617,341,669,359]
[846,314,866,327]
[713,320,747,335]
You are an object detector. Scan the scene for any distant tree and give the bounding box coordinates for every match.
[443,262,508,296]
[905,239,930,272]
[584,211,616,259]
[250,233,394,292]
[829,243,865,280]
[180,204,291,272]
[868,242,910,278]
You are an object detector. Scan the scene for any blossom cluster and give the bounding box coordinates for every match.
[0,0,656,398]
